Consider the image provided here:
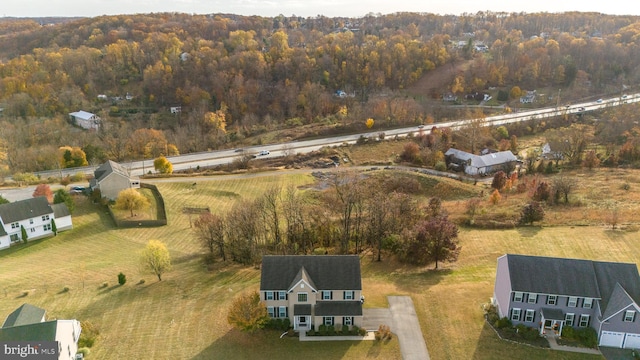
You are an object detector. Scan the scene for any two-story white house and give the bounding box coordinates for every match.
[260,255,363,331]
[493,254,640,349]
[0,197,72,250]
[68,110,100,130]
[0,303,82,360]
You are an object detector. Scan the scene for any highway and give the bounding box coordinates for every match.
[33,93,640,179]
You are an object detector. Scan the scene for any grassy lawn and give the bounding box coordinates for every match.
[3,170,636,359]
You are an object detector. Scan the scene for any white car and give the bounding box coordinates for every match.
[258,150,270,156]
[596,99,603,103]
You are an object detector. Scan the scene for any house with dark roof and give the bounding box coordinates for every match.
[493,254,640,349]
[445,148,517,176]
[89,160,140,200]
[260,255,363,331]
[0,197,72,251]
[68,110,100,130]
[0,303,82,360]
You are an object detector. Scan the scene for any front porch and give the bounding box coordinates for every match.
[540,308,565,337]
[293,304,311,331]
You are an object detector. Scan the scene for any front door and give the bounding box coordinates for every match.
[295,316,309,330]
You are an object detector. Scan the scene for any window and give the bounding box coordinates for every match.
[30,228,35,233]
[10,234,19,242]
[546,295,557,305]
[527,293,537,304]
[579,314,590,327]
[583,298,593,309]
[322,291,332,300]
[344,291,354,300]
[511,308,521,321]
[43,224,51,231]
[565,313,575,327]
[29,219,34,224]
[298,293,308,302]
[278,291,287,300]
[513,292,524,302]
[343,317,353,326]
[267,307,275,318]
[525,309,535,322]
[265,291,274,301]
[625,310,636,322]
[323,317,334,326]
[41,215,50,221]
[278,306,287,318]
[11,222,19,229]
[567,297,578,307]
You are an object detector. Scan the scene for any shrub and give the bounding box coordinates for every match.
[575,327,598,348]
[327,325,335,335]
[62,286,70,293]
[318,324,327,335]
[138,279,145,285]
[77,347,90,357]
[494,317,512,329]
[342,325,350,335]
[101,282,108,288]
[60,176,71,186]
[376,324,392,341]
[434,161,447,172]
[515,324,538,341]
[78,321,100,348]
[307,329,315,336]
[118,272,127,285]
[282,318,291,330]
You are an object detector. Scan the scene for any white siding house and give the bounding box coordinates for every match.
[69,110,100,130]
[0,197,72,251]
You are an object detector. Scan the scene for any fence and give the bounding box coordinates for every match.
[107,183,168,228]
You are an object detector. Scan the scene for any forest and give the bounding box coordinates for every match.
[1,11,640,174]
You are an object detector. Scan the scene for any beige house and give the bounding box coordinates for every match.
[89,160,140,200]
[260,255,363,331]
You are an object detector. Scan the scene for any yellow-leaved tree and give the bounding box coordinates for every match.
[153,156,173,174]
[365,118,375,129]
[115,188,150,217]
[139,240,172,281]
[227,291,269,332]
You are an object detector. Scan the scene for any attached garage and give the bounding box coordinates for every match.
[600,331,625,348]
[623,333,640,349]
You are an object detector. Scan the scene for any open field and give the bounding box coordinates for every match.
[3,169,640,359]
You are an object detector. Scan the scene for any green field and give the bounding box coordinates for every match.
[1,171,629,359]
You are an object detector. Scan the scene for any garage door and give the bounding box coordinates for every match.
[600,331,625,348]
[624,333,640,349]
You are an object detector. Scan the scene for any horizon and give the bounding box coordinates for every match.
[3,0,640,19]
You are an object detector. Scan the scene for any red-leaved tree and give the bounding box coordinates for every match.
[33,184,53,203]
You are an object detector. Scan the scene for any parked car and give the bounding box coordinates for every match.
[596,99,603,103]
[258,150,270,156]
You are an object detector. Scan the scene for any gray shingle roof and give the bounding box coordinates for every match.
[51,203,70,218]
[93,160,130,183]
[0,197,53,224]
[0,321,57,341]
[2,304,46,328]
[260,255,362,291]
[288,266,317,291]
[506,254,600,298]
[315,301,363,316]
[541,307,565,321]
[294,304,312,316]
[504,254,640,317]
[593,261,640,311]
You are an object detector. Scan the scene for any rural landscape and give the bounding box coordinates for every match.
[2,9,640,360]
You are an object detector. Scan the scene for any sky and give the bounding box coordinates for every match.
[3,0,640,18]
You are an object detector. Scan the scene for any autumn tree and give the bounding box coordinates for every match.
[33,184,53,203]
[489,189,502,205]
[401,215,460,269]
[552,175,573,204]
[545,124,594,165]
[491,171,508,191]
[582,150,600,170]
[227,291,269,332]
[400,142,421,163]
[193,212,226,261]
[139,240,172,281]
[114,188,150,217]
[365,118,375,129]
[53,188,74,213]
[59,146,89,168]
[153,156,173,174]
[520,201,545,225]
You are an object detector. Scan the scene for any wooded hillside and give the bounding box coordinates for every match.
[1,11,640,173]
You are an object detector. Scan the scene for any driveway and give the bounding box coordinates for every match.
[363,296,430,360]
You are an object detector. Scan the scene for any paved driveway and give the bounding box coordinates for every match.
[363,296,430,360]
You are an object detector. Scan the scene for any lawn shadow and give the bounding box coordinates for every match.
[517,226,543,238]
[190,328,357,360]
[392,268,452,293]
[604,229,626,241]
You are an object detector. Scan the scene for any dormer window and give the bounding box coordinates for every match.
[625,310,636,322]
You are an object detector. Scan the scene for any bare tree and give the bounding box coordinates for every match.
[193,212,227,261]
